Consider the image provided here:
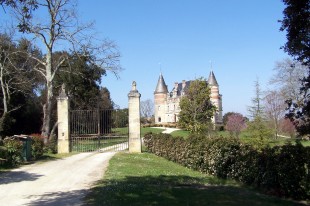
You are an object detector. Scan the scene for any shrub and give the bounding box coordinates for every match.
[30,134,44,160]
[3,138,23,166]
[144,132,310,200]
[43,135,57,154]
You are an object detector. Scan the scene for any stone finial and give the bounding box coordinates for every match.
[58,83,68,99]
[128,81,141,98]
[132,81,137,91]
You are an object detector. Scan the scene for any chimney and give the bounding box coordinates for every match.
[174,82,178,89]
[182,80,186,89]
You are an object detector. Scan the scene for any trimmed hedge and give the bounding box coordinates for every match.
[144,133,310,200]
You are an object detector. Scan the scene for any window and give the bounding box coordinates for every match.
[158,117,161,122]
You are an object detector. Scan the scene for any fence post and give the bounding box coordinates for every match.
[57,84,70,153]
[128,81,141,153]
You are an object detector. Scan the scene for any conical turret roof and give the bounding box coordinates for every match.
[207,71,219,86]
[154,73,168,94]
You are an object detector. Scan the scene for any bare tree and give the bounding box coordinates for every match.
[264,90,286,138]
[279,118,296,138]
[9,0,121,140]
[140,99,154,124]
[140,99,154,118]
[0,33,36,118]
[270,58,307,102]
[225,113,246,138]
[270,58,308,136]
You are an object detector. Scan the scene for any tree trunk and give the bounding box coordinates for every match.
[0,66,8,114]
[274,119,279,139]
[41,84,53,142]
[41,51,53,142]
[41,91,52,141]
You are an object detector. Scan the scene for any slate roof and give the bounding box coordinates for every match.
[171,81,192,96]
[207,71,219,86]
[156,71,219,97]
[154,73,168,94]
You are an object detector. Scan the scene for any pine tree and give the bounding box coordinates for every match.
[247,78,264,119]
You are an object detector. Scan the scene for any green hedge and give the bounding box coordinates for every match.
[144,133,310,200]
[30,135,44,160]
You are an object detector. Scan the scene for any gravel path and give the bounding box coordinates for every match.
[152,127,181,134]
[0,151,116,206]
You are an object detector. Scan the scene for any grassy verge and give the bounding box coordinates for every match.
[36,152,78,162]
[86,152,303,206]
[0,152,78,171]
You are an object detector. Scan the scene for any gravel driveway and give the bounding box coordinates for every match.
[0,151,116,206]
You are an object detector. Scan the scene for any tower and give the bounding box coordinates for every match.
[154,73,168,123]
[207,71,223,125]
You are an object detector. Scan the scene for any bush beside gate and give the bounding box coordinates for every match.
[144,133,310,200]
[0,135,44,167]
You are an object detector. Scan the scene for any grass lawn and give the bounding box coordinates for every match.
[113,127,164,137]
[85,152,304,206]
[141,127,165,136]
[170,129,191,138]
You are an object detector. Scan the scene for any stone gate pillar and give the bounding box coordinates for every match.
[128,81,141,153]
[57,84,70,153]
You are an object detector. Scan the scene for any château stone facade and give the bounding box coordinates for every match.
[154,71,223,125]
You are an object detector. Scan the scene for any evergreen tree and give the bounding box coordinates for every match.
[178,78,216,134]
[246,116,273,140]
[247,78,273,139]
[247,78,264,119]
[54,52,110,110]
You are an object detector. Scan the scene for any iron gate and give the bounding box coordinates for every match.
[70,109,128,152]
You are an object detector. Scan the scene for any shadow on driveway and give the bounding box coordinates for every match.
[0,170,43,184]
[27,189,88,206]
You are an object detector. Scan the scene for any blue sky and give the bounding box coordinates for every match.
[7,0,289,116]
[77,0,288,116]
